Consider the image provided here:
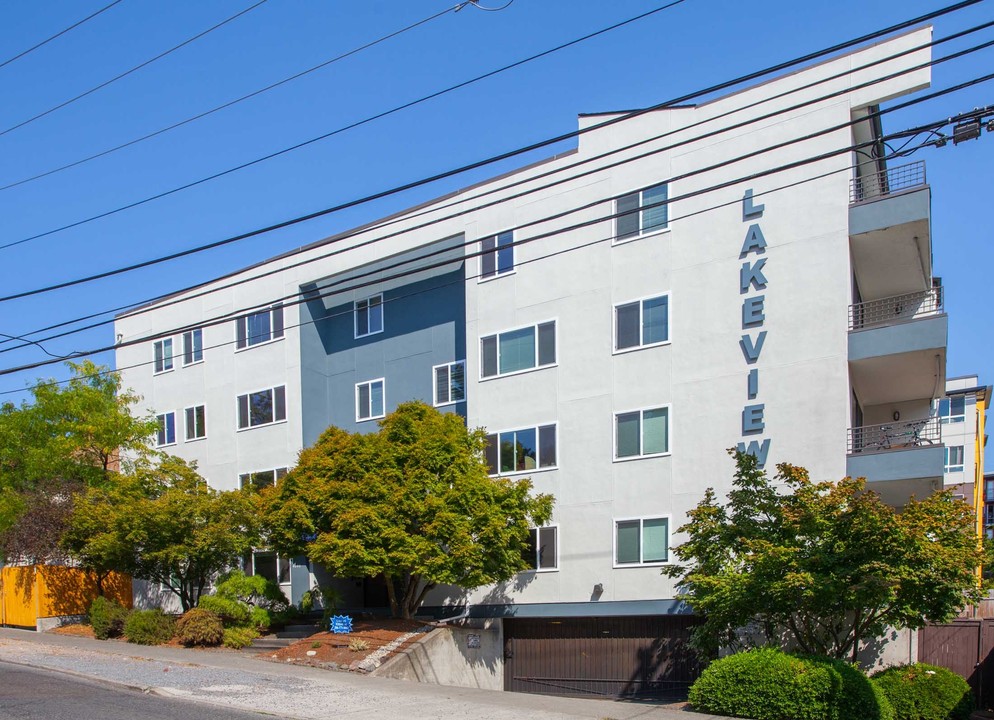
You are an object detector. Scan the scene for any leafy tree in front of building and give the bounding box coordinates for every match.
[262,401,554,619]
[665,450,983,662]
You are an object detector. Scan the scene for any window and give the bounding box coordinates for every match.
[183,329,203,365]
[184,405,206,441]
[945,445,964,473]
[985,503,994,528]
[354,294,384,338]
[986,479,994,502]
[615,182,668,242]
[434,361,466,406]
[938,396,966,423]
[615,295,669,351]
[239,467,288,491]
[156,412,176,447]
[356,379,385,421]
[521,526,558,571]
[480,321,556,378]
[237,386,287,429]
[153,339,173,373]
[615,517,669,566]
[484,424,557,475]
[236,304,284,349]
[480,231,514,279]
[249,551,290,584]
[615,406,670,459]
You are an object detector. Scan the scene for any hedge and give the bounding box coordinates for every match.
[123,609,175,645]
[872,663,972,720]
[88,596,129,640]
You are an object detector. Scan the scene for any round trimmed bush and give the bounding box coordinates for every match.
[222,626,259,649]
[88,596,129,640]
[872,663,972,720]
[689,648,893,720]
[123,609,175,646]
[197,595,250,626]
[175,608,224,647]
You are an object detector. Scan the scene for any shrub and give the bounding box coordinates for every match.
[175,608,224,647]
[124,609,175,646]
[88,596,129,640]
[222,626,259,649]
[689,647,892,720]
[198,595,250,626]
[872,663,973,720]
[348,637,369,653]
[214,570,289,614]
[249,606,271,631]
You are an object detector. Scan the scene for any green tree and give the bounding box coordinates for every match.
[263,401,554,619]
[664,450,983,662]
[64,457,258,610]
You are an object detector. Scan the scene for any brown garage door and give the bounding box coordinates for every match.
[503,615,701,699]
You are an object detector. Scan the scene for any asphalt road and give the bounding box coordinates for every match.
[0,662,271,720]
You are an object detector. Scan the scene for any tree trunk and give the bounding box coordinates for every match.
[384,573,400,618]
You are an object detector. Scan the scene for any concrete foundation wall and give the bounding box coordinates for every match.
[374,623,503,691]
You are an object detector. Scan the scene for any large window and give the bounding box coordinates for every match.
[237,386,287,429]
[945,445,965,473]
[434,361,466,406]
[153,339,173,374]
[615,182,668,242]
[521,526,558,571]
[356,379,385,421]
[236,304,284,349]
[239,467,288,491]
[615,407,670,459]
[354,295,384,339]
[184,405,206,441]
[485,424,557,475]
[615,517,669,566]
[183,329,203,365]
[615,295,669,351]
[480,231,514,279]
[480,321,556,378]
[156,412,176,447]
[938,396,966,424]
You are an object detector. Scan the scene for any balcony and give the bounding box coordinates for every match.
[846,417,944,505]
[849,161,931,301]
[848,286,942,331]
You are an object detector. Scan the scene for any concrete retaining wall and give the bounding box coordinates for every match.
[373,623,503,690]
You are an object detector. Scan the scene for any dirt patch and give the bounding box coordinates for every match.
[50,624,96,639]
[261,618,432,671]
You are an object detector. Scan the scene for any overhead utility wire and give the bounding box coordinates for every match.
[0,0,690,251]
[0,0,971,253]
[7,24,983,348]
[0,36,989,311]
[2,94,989,380]
[0,2,483,194]
[0,0,124,72]
[0,0,269,139]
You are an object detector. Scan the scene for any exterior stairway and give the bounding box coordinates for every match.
[245,621,322,653]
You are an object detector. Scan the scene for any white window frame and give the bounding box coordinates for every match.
[945,445,965,473]
[938,396,966,424]
[479,319,558,380]
[235,304,284,351]
[613,292,671,354]
[184,404,207,442]
[355,378,386,422]
[613,182,670,245]
[478,229,515,282]
[236,385,287,431]
[520,524,559,574]
[354,294,384,339]
[433,361,467,407]
[484,422,558,477]
[239,467,288,491]
[612,515,671,568]
[182,328,204,366]
[155,411,176,447]
[153,338,174,375]
[613,405,672,461]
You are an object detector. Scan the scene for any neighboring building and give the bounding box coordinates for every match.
[116,28,954,693]
[985,472,994,539]
[939,376,991,539]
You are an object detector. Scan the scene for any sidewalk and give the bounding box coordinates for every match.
[0,628,711,720]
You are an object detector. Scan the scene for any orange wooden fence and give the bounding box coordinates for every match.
[0,565,131,629]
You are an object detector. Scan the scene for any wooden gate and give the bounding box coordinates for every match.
[0,566,132,629]
[503,615,701,699]
[919,619,994,710]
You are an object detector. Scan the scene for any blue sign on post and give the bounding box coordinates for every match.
[330,615,353,634]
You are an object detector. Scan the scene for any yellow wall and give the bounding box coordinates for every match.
[1,566,132,627]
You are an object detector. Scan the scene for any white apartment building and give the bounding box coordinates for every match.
[116,27,953,696]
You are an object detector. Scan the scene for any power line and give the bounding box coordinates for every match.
[0,1,483,194]
[2,18,990,348]
[0,0,689,252]
[0,0,124,72]
[0,0,270,139]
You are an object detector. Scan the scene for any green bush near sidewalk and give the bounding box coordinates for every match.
[123,609,175,646]
[872,663,972,720]
[87,596,129,640]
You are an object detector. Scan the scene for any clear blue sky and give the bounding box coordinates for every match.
[0,0,990,412]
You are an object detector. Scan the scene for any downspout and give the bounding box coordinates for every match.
[975,389,989,587]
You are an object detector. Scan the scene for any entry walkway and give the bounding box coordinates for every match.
[0,628,711,720]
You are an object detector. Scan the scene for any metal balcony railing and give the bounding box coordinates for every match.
[848,286,942,331]
[847,417,941,454]
[850,160,926,204]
